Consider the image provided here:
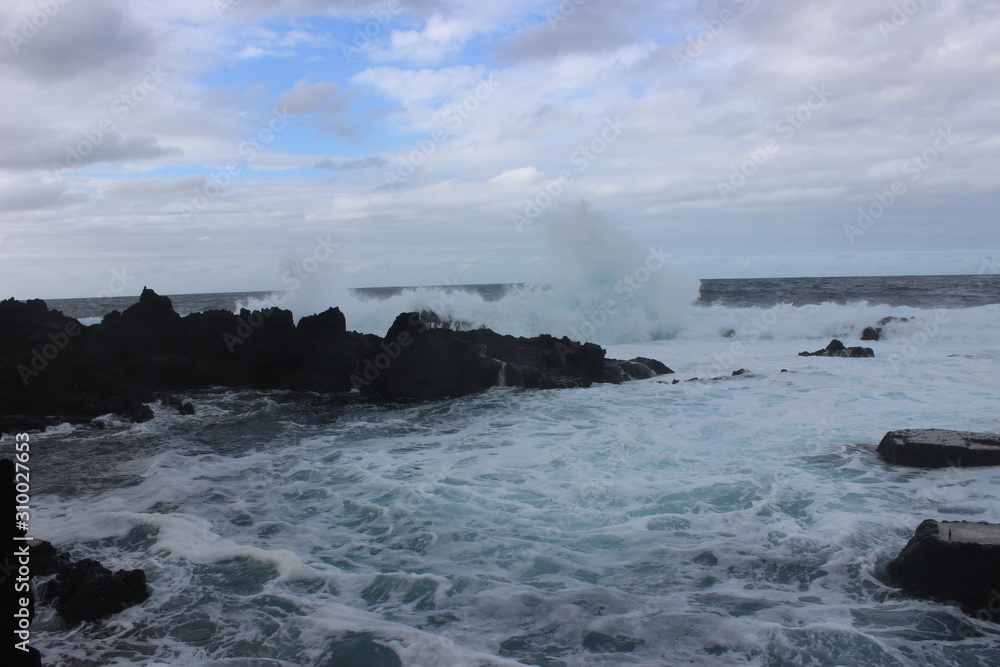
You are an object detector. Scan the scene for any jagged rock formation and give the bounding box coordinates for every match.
[1,289,674,430]
[798,339,874,358]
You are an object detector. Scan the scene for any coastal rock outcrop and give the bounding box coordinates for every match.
[3,455,150,637]
[887,519,1000,621]
[798,339,874,358]
[354,312,673,400]
[1,290,674,428]
[39,557,150,625]
[876,429,1000,467]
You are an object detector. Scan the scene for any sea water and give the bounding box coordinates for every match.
[22,221,1000,665]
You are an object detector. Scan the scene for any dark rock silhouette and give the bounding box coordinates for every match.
[39,558,150,626]
[877,429,1000,467]
[29,540,71,576]
[860,326,880,341]
[861,316,910,341]
[1,289,674,430]
[355,312,672,400]
[799,339,874,358]
[887,519,1000,621]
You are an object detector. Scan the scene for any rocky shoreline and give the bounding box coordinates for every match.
[3,293,998,664]
[1,288,673,433]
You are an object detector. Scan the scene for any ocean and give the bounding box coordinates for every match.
[25,272,1000,666]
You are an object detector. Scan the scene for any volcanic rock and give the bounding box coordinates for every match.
[1,292,674,427]
[861,327,880,341]
[887,519,1000,621]
[40,558,150,625]
[876,429,1000,467]
[799,339,874,358]
[356,312,673,400]
[861,316,910,341]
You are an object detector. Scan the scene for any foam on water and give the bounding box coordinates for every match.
[28,318,1000,664]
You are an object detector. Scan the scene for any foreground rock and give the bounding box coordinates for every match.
[877,429,1000,467]
[798,339,874,358]
[354,312,672,400]
[39,556,150,625]
[887,519,1000,621]
[1,290,674,429]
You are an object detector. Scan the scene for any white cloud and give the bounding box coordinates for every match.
[1,0,998,298]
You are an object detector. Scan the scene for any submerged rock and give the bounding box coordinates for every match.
[798,339,874,358]
[876,429,1000,467]
[887,519,1000,621]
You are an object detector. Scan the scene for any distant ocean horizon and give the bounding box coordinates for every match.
[37,274,1000,322]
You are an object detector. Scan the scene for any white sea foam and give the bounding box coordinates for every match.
[29,322,1000,664]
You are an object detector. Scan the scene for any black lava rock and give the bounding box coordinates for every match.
[887,519,1000,621]
[41,558,150,626]
[877,429,1000,467]
[1,291,675,427]
[799,339,874,358]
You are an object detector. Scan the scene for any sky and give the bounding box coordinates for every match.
[1,0,998,299]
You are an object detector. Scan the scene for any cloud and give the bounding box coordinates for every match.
[0,132,179,172]
[1,0,154,82]
[314,156,389,170]
[277,77,359,137]
[101,176,207,199]
[0,179,90,212]
[493,3,639,62]
[278,78,343,114]
[374,15,473,63]
[1,0,998,298]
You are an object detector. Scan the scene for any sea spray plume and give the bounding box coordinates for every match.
[345,202,698,344]
[234,203,697,344]
[235,235,353,323]
[512,201,698,344]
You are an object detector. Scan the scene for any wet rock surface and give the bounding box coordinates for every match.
[877,429,1000,467]
[887,519,1000,621]
[1,290,674,430]
[799,339,874,358]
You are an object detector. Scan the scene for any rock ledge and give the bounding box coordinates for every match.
[877,429,1000,467]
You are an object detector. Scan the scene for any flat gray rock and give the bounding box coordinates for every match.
[876,428,1000,467]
